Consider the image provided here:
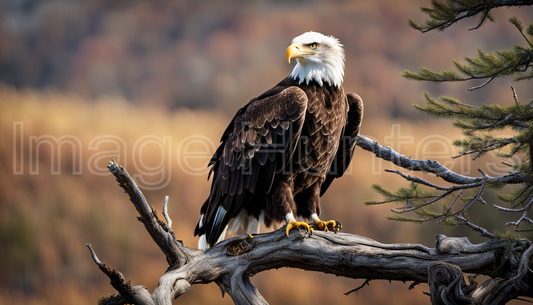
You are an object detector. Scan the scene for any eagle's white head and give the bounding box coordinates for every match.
[286,31,345,88]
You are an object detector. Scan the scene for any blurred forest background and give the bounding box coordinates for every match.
[2,0,533,304]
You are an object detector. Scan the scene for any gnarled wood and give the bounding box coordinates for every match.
[88,160,533,305]
[428,262,473,305]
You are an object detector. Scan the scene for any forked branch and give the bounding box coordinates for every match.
[356,135,531,235]
[88,160,533,305]
[355,135,527,186]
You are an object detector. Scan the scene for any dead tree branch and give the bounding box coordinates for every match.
[355,135,527,186]
[356,135,531,235]
[88,159,533,305]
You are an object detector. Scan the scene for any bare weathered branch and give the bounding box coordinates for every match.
[162,196,172,229]
[87,244,154,305]
[428,262,473,305]
[467,242,533,304]
[385,169,451,190]
[495,197,533,213]
[494,197,533,231]
[107,159,199,268]
[357,134,530,236]
[89,160,533,305]
[356,135,527,186]
[512,85,520,106]
[87,243,103,267]
[344,279,371,295]
[467,76,494,91]
[455,215,497,239]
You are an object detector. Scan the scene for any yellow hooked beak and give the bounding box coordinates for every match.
[286,43,311,64]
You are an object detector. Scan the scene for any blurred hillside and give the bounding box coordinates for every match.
[2,0,532,114]
[2,1,533,304]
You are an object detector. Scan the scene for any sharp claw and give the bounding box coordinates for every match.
[333,221,342,234]
[313,219,342,233]
[286,220,313,237]
[285,224,292,237]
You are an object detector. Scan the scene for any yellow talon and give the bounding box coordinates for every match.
[286,220,314,237]
[313,219,342,233]
[248,234,253,239]
[314,219,335,231]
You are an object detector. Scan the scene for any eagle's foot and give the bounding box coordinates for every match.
[286,220,314,237]
[313,219,342,234]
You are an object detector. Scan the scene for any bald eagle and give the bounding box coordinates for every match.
[195,32,363,249]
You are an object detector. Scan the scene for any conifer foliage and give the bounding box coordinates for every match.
[405,1,533,90]
[368,0,533,238]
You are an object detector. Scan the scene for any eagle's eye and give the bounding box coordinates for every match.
[309,43,318,49]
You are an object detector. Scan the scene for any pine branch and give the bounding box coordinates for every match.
[357,134,525,236]
[357,131,533,236]
[405,14,533,89]
[497,185,533,207]
[455,214,497,239]
[494,196,533,213]
[415,93,533,133]
[403,47,533,88]
[509,16,533,47]
[469,9,495,31]
[379,166,491,236]
[467,76,494,91]
[494,198,533,231]
[409,0,533,33]
[389,189,453,214]
[452,136,521,160]
[365,182,438,206]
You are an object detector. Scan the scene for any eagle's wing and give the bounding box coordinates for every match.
[320,93,363,196]
[195,86,308,247]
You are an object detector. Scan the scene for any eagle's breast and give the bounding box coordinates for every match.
[292,81,347,193]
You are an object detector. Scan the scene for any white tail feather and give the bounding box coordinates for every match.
[198,225,229,250]
[228,209,247,233]
[246,210,264,234]
[227,210,265,235]
[216,225,228,245]
[201,210,267,249]
[198,234,208,250]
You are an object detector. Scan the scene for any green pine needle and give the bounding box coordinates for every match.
[386,2,533,234]
[442,217,457,228]
[386,215,424,224]
[365,183,437,206]
[509,16,524,32]
[527,24,533,37]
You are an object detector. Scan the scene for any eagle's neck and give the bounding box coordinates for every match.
[290,57,344,88]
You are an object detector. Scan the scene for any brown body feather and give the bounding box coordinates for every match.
[195,76,363,247]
